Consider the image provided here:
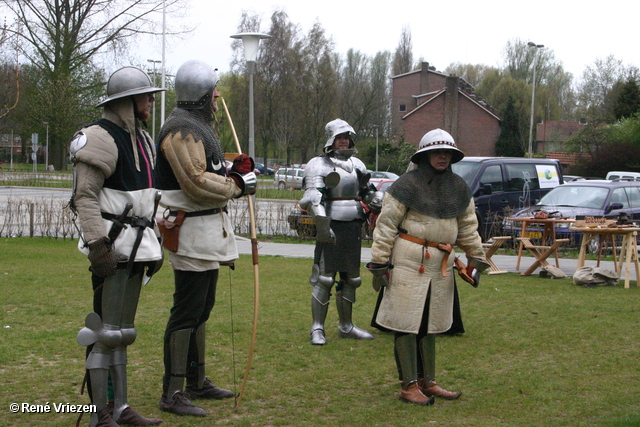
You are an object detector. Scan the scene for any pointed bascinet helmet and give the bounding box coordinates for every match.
[175,60,220,109]
[95,66,165,107]
[411,128,465,164]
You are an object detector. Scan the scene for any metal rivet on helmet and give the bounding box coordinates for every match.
[175,60,220,109]
[411,128,465,164]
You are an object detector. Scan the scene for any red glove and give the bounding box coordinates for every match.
[231,154,255,174]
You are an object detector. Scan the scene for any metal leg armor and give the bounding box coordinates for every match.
[395,334,419,387]
[183,323,234,400]
[335,276,374,340]
[418,334,436,385]
[192,323,206,389]
[395,333,434,405]
[310,268,335,345]
[111,271,142,422]
[79,271,127,426]
[166,328,192,398]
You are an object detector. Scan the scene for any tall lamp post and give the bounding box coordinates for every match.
[373,124,379,171]
[147,59,161,141]
[230,32,271,159]
[527,41,544,158]
[43,121,49,170]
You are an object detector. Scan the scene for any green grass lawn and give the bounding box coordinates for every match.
[0,238,639,427]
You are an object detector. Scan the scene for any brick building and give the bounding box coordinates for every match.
[391,62,501,156]
[535,120,585,153]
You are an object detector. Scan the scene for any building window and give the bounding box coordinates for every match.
[399,104,406,112]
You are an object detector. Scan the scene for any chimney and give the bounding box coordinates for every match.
[445,76,459,139]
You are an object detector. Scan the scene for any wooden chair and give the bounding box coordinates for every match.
[517,237,569,277]
[482,236,511,275]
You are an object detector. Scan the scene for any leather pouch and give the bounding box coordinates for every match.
[157,210,186,253]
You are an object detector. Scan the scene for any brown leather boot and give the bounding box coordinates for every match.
[420,379,462,400]
[114,406,163,425]
[399,381,435,406]
[95,406,120,427]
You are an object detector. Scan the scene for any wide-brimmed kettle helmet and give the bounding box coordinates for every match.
[411,128,465,164]
[96,66,164,108]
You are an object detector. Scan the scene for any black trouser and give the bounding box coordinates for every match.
[162,269,218,391]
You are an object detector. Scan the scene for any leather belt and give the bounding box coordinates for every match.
[169,206,227,217]
[398,232,453,276]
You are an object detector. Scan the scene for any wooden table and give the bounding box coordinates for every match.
[570,226,640,288]
[509,217,576,273]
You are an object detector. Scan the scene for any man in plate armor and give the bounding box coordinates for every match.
[70,66,165,426]
[300,118,384,345]
[154,59,256,417]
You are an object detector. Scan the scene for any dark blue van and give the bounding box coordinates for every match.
[451,157,564,241]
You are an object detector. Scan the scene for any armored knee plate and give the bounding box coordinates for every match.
[337,275,361,304]
[120,325,137,347]
[310,266,335,306]
[77,312,123,350]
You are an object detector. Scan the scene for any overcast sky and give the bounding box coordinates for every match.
[138,0,639,82]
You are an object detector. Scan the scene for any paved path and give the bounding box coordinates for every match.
[235,237,623,279]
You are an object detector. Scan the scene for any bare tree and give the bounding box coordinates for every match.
[1,0,184,169]
[392,25,413,76]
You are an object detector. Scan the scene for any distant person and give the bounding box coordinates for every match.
[69,66,164,426]
[300,118,384,345]
[367,128,488,405]
[154,60,256,416]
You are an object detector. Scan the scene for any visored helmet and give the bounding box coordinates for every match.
[175,60,220,109]
[323,118,356,153]
[411,128,465,164]
[96,66,164,107]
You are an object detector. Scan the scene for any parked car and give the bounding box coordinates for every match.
[450,157,564,241]
[370,171,399,179]
[255,162,274,175]
[502,179,640,252]
[606,171,640,181]
[369,178,396,193]
[274,167,305,190]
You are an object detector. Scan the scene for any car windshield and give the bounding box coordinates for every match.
[451,161,482,186]
[537,186,609,209]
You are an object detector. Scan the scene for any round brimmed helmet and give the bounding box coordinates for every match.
[411,128,465,164]
[175,60,219,109]
[96,67,164,107]
[323,118,356,153]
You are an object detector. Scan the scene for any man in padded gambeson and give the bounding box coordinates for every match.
[300,118,384,345]
[154,60,256,417]
[70,67,164,427]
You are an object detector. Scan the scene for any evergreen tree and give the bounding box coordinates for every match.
[495,96,525,156]
[613,79,640,120]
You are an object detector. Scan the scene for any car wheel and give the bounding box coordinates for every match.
[278,182,286,190]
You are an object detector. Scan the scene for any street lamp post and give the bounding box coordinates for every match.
[527,42,544,158]
[160,0,166,125]
[230,32,271,160]
[43,122,49,170]
[147,59,161,141]
[373,124,379,171]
